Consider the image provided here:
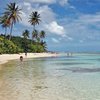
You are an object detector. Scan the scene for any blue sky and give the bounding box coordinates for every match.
[0,0,100,52]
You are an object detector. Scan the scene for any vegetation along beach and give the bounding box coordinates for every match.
[0,0,100,100]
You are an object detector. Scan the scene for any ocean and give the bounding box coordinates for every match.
[0,53,100,100]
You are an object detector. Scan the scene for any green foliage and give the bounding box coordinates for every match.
[0,34,47,54]
[0,2,47,54]
[29,44,46,53]
[0,36,23,54]
[29,11,41,27]
[2,2,22,40]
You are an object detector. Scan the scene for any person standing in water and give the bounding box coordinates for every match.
[20,56,23,61]
[25,52,27,57]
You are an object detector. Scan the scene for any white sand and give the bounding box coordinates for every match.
[0,53,58,65]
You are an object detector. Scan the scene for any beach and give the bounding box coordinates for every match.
[0,53,58,65]
[0,53,100,100]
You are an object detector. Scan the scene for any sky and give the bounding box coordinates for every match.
[0,0,100,52]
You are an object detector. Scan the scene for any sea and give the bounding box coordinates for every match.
[0,53,100,100]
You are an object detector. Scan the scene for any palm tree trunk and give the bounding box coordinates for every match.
[9,22,13,40]
[31,25,35,44]
[4,27,7,39]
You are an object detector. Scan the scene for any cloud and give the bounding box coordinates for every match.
[18,2,66,37]
[19,2,56,26]
[38,5,56,23]
[24,0,56,4]
[18,0,69,5]
[18,0,100,43]
[59,0,69,6]
[78,13,100,27]
[60,12,100,43]
[44,21,65,36]
[66,36,73,41]
[18,2,33,27]
[52,38,59,43]
[79,40,84,43]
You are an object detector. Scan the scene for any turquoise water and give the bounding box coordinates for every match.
[0,53,100,100]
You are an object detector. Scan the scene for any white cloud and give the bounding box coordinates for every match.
[38,5,56,23]
[45,21,65,36]
[18,2,33,27]
[66,36,73,41]
[79,40,84,43]
[22,0,69,5]
[19,2,56,27]
[24,0,56,4]
[20,11,30,26]
[23,2,31,6]
[79,13,100,24]
[18,2,66,37]
[59,0,69,6]
[60,12,100,42]
[52,38,59,43]
[18,0,100,43]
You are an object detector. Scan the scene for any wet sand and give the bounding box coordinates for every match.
[0,58,72,100]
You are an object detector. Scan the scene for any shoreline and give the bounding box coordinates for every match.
[0,53,58,65]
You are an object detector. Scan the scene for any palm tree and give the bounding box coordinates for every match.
[40,30,45,38]
[22,29,30,53]
[29,11,41,30]
[4,2,22,40]
[40,41,47,51]
[29,11,41,41]
[0,15,10,38]
[39,30,46,45]
[22,29,30,39]
[32,29,38,42]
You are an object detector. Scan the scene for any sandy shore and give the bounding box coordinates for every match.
[0,53,58,65]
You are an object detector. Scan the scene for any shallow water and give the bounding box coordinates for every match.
[0,53,100,100]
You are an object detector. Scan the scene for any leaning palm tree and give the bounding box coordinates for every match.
[4,2,22,40]
[0,15,10,38]
[29,11,41,30]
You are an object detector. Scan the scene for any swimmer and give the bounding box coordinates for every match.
[20,56,23,61]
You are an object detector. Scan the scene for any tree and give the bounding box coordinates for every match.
[0,15,10,38]
[40,41,47,51]
[40,30,45,38]
[29,11,41,30]
[40,30,45,43]
[32,29,38,42]
[29,11,41,40]
[4,2,22,40]
[22,29,30,39]
[22,29,30,52]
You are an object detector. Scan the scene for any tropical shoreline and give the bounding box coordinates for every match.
[0,53,58,65]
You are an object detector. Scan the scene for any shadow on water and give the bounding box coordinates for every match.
[55,62,90,65]
[57,67,100,73]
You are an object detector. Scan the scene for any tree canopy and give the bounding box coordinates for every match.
[0,2,47,54]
